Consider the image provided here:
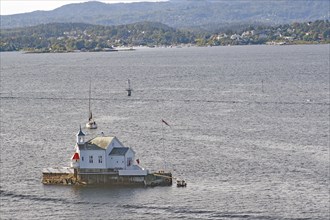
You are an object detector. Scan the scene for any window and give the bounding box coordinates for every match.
[127,157,132,166]
[98,156,102,163]
[89,155,93,163]
[82,156,84,161]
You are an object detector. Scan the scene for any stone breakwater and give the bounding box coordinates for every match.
[42,167,172,187]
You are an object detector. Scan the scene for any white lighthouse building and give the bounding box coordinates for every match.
[71,127,148,176]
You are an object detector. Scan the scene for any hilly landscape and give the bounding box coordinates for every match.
[1,0,329,31]
[1,0,329,52]
[1,19,328,52]
[0,22,197,51]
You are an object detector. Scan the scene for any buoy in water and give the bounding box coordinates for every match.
[126,79,133,96]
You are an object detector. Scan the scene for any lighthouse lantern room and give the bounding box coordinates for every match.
[77,126,85,145]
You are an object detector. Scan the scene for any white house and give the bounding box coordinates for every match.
[230,34,240,40]
[71,127,147,176]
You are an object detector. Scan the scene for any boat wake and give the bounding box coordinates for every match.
[0,189,91,205]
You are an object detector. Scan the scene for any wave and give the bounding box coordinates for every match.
[122,204,272,219]
[0,189,90,205]
[1,96,328,106]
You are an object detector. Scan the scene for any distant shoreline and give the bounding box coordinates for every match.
[13,42,327,54]
[0,42,328,54]
[23,47,135,54]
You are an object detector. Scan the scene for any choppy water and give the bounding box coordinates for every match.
[0,45,329,220]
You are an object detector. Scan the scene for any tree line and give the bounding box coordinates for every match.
[0,20,329,52]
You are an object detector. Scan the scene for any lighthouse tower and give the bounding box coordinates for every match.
[71,126,85,168]
[76,126,85,145]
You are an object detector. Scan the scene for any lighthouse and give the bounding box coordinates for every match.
[71,126,84,168]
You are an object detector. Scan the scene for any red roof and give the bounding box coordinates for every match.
[72,152,80,160]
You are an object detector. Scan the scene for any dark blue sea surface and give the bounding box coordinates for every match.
[0,45,329,219]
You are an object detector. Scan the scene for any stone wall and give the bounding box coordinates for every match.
[42,173,77,185]
[77,173,145,186]
[42,168,173,187]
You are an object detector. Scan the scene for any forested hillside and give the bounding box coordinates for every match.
[0,22,196,51]
[1,0,328,31]
[1,20,329,52]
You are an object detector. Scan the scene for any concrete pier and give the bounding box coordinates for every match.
[145,171,173,187]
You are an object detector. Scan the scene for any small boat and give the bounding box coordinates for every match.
[176,179,187,187]
[86,112,97,129]
[86,80,97,129]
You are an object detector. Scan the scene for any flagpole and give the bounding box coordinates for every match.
[162,121,165,171]
[161,119,170,172]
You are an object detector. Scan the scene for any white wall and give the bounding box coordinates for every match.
[79,150,106,169]
[125,149,135,170]
[119,170,148,176]
[108,155,125,169]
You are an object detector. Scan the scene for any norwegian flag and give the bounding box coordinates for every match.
[161,119,170,127]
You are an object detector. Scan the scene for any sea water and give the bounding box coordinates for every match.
[0,45,329,219]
